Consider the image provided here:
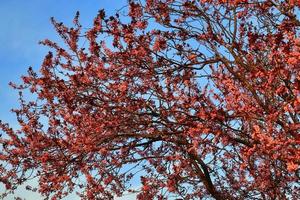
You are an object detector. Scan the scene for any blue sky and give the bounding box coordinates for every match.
[0,0,126,123]
[0,0,136,199]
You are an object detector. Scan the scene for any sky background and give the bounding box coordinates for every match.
[0,0,136,199]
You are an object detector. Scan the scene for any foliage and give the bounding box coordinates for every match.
[0,0,299,199]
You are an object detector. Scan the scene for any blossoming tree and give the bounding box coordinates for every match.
[0,0,299,199]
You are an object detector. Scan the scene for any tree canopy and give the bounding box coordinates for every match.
[0,0,299,199]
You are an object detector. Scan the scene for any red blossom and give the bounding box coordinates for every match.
[0,1,299,200]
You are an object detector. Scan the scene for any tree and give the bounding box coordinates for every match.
[0,0,299,199]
